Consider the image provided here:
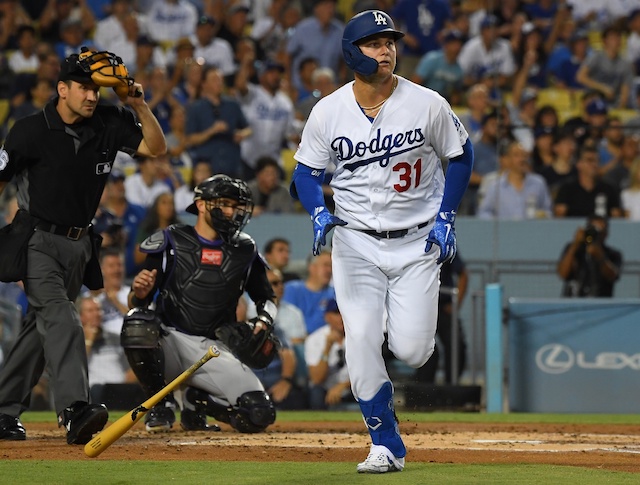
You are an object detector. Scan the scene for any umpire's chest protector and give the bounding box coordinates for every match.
[159,225,256,337]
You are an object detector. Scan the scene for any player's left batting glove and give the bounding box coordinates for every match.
[312,208,347,256]
[425,210,457,264]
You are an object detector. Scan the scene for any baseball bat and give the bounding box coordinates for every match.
[84,345,220,458]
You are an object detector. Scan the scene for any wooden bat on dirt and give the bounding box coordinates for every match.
[84,345,220,458]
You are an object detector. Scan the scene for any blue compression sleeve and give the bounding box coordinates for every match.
[289,162,327,215]
[440,139,474,213]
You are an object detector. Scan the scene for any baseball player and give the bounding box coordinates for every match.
[290,11,473,473]
[122,175,280,433]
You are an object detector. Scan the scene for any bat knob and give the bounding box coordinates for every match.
[133,89,143,98]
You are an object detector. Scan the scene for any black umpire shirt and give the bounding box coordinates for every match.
[0,98,143,227]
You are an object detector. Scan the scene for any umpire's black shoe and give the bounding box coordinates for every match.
[58,402,109,445]
[180,408,221,432]
[0,413,26,441]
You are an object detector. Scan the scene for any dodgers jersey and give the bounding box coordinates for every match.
[294,76,468,231]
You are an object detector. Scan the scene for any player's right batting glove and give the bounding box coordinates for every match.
[312,208,347,256]
[425,210,457,264]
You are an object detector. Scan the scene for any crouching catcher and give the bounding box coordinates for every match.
[122,175,278,433]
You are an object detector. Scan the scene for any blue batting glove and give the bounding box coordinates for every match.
[425,210,457,264]
[312,208,347,256]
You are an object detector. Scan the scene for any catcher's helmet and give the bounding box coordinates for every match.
[186,175,254,244]
[342,10,404,76]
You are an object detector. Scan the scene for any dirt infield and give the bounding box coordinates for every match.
[2,420,640,473]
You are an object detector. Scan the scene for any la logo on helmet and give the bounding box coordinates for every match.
[373,11,388,25]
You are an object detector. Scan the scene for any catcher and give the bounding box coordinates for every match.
[122,175,280,433]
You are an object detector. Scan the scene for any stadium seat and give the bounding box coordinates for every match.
[536,88,575,112]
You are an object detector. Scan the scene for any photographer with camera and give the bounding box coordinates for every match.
[557,215,622,297]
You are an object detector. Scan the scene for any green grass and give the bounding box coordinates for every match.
[10,411,640,484]
[19,410,640,425]
[0,462,637,485]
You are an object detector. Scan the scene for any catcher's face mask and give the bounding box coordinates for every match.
[189,175,254,244]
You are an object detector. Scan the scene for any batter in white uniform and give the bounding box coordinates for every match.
[290,10,474,474]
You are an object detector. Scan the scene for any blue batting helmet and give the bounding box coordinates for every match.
[342,10,404,76]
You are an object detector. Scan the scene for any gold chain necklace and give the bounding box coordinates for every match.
[359,76,398,111]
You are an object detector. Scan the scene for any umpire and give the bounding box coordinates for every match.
[0,50,166,444]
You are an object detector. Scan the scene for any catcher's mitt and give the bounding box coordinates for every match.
[214,320,280,369]
[77,47,138,100]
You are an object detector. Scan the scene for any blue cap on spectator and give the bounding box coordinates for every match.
[586,98,608,116]
[325,298,339,313]
[534,126,556,138]
[258,59,285,76]
[443,29,464,43]
[570,29,588,43]
[480,14,498,29]
[197,15,216,26]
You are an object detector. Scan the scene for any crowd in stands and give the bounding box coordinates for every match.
[1,0,640,412]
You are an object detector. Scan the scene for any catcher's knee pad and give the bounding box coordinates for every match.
[121,309,167,396]
[229,391,276,433]
[121,308,162,349]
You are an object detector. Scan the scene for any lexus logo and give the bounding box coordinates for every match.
[535,344,640,373]
[535,344,574,374]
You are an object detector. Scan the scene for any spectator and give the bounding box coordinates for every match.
[282,251,335,335]
[174,160,213,214]
[9,78,55,123]
[285,0,344,93]
[263,238,300,283]
[166,36,196,87]
[9,50,60,111]
[171,57,203,106]
[576,25,633,109]
[92,0,139,53]
[295,57,319,103]
[557,215,622,297]
[478,140,552,219]
[603,134,639,191]
[142,66,178,134]
[248,268,307,409]
[8,25,38,74]
[415,252,468,384]
[411,29,464,105]
[597,117,624,176]
[391,0,453,78]
[185,66,251,179]
[124,155,172,208]
[626,9,640,76]
[563,92,608,149]
[95,247,131,337]
[0,1,32,50]
[508,83,538,152]
[190,15,235,77]
[621,159,640,220]
[554,144,623,218]
[132,34,167,76]
[247,156,296,215]
[461,110,500,215]
[458,14,516,89]
[304,298,351,410]
[54,18,94,61]
[531,126,556,171]
[92,170,146,278]
[165,104,193,169]
[236,60,297,176]
[133,192,180,266]
[458,83,492,144]
[216,2,251,54]
[145,0,197,46]
[548,29,589,90]
[295,66,337,123]
[251,0,302,64]
[537,131,577,199]
[78,295,136,404]
[39,0,96,45]
[512,22,552,89]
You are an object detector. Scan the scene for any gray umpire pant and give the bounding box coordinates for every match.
[0,230,92,417]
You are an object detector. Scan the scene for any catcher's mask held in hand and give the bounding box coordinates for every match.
[77,46,137,99]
